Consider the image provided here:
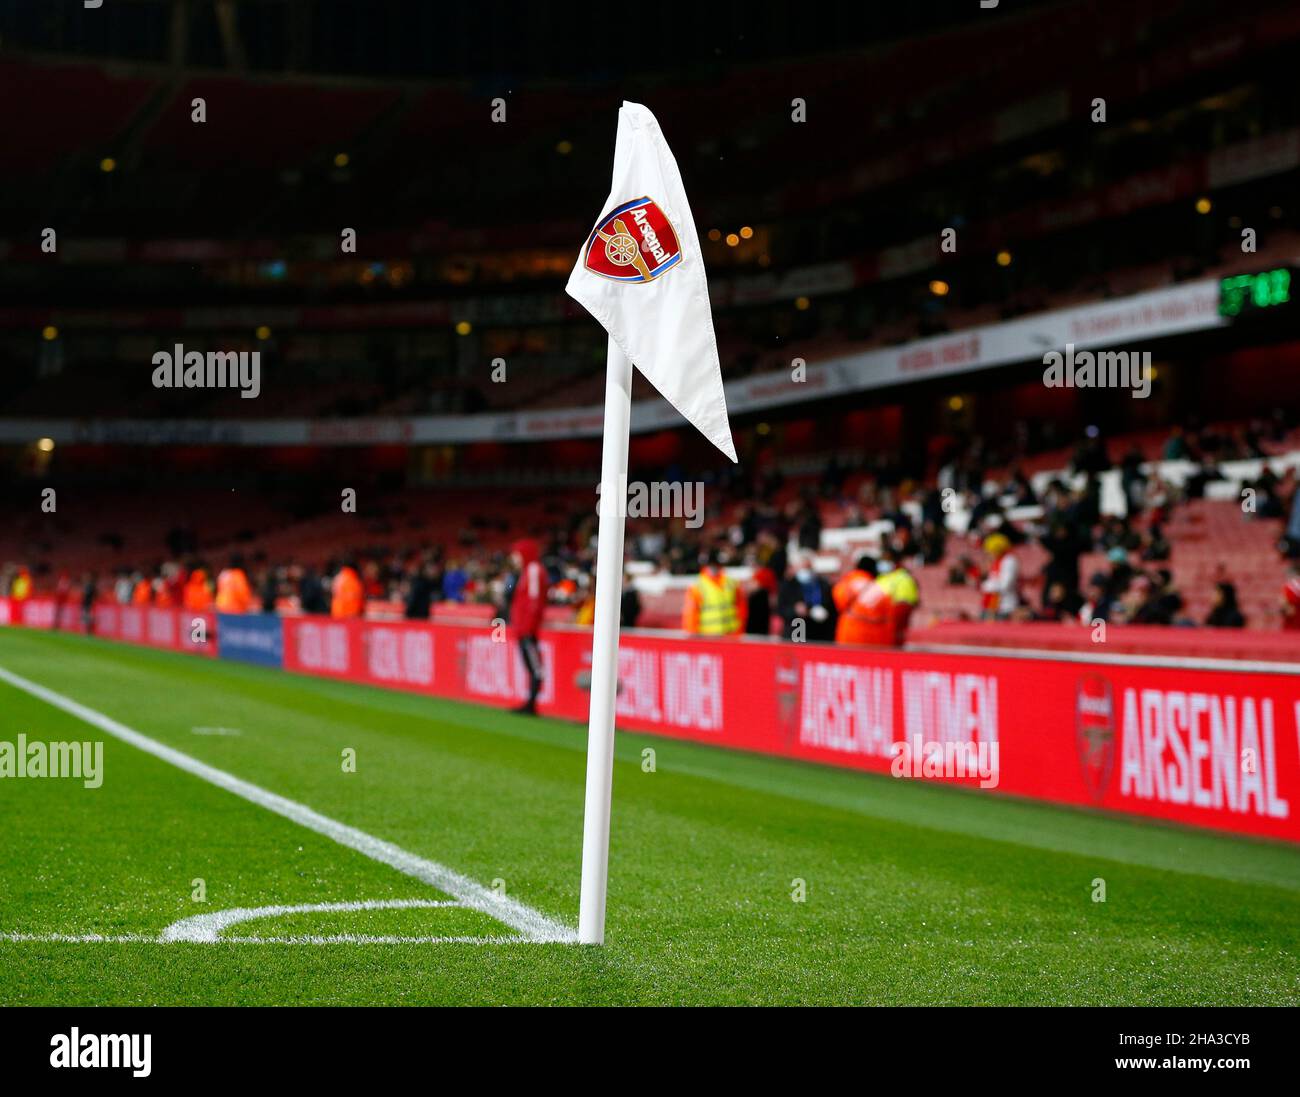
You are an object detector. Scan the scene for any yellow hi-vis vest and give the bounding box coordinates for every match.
[695,574,739,635]
[877,567,918,606]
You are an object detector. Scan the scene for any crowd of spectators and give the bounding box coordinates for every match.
[4,417,1299,640]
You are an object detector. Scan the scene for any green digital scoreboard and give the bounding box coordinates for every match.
[1218,266,1294,317]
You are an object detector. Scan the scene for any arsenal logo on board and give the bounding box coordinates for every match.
[1075,673,1116,802]
[583,196,683,283]
[774,658,801,749]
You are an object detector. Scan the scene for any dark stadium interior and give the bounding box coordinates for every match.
[2,0,1299,643]
[5,0,1300,1027]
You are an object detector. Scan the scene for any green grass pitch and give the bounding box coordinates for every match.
[1,627,1298,1005]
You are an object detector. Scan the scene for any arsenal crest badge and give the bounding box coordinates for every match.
[1075,673,1116,802]
[774,659,801,749]
[583,196,683,283]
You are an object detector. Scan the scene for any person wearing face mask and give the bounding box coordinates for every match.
[875,544,919,645]
[682,549,746,636]
[778,553,837,642]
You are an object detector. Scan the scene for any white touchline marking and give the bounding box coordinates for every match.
[190,726,242,736]
[0,664,577,945]
[0,932,526,946]
[0,933,156,944]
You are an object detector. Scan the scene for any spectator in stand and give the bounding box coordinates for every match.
[442,559,469,603]
[1071,430,1111,475]
[948,553,980,587]
[980,534,1020,620]
[80,572,97,634]
[52,570,72,627]
[573,573,596,626]
[745,559,778,636]
[1119,446,1147,515]
[833,556,891,645]
[778,553,835,642]
[1143,474,1172,524]
[1131,568,1184,626]
[968,481,1004,533]
[1039,517,1088,609]
[297,565,327,615]
[1041,580,1084,623]
[215,556,253,614]
[795,503,822,552]
[917,518,947,565]
[1185,457,1224,501]
[1007,468,1037,507]
[1205,582,1245,629]
[163,562,186,608]
[1286,487,1300,553]
[131,571,152,605]
[620,568,641,630]
[258,567,280,614]
[1162,426,1191,461]
[1081,572,1116,624]
[361,560,385,602]
[1140,523,1171,562]
[403,558,441,620]
[183,567,213,612]
[153,569,175,608]
[114,570,133,605]
[1282,563,1300,631]
[506,538,549,715]
[683,550,746,637]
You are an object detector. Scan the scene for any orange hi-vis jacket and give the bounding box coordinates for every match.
[681,568,745,635]
[131,578,153,605]
[331,566,364,619]
[215,567,253,613]
[183,570,213,612]
[832,568,893,645]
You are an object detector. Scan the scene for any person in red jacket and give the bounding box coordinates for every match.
[508,539,550,715]
[1282,563,1300,631]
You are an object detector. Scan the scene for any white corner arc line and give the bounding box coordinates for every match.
[161,899,462,942]
[0,665,577,945]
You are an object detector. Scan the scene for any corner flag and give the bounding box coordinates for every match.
[566,102,736,944]
[567,101,737,464]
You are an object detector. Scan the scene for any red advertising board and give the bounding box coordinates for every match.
[4,599,1299,843]
[0,596,217,658]
[277,617,1300,844]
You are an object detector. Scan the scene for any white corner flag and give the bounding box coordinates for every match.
[566,101,736,944]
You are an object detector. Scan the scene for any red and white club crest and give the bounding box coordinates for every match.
[1075,673,1116,802]
[582,196,683,283]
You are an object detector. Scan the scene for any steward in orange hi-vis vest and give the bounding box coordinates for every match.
[832,556,893,645]
[330,561,364,619]
[182,569,213,612]
[215,558,253,614]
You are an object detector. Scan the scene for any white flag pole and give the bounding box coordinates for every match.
[577,334,633,945]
